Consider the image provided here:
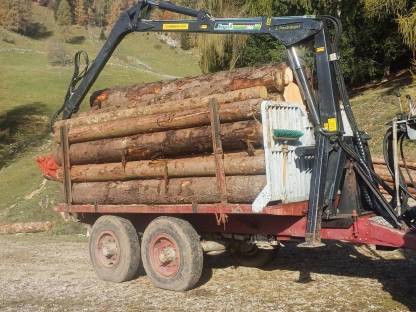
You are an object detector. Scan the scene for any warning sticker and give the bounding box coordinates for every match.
[327,118,337,132]
[163,23,189,31]
[214,22,262,31]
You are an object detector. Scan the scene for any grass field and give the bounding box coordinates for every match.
[0,5,414,228]
[0,5,200,228]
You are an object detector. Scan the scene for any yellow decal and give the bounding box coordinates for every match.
[327,118,337,132]
[316,47,325,53]
[200,24,208,29]
[163,23,189,30]
[266,17,272,26]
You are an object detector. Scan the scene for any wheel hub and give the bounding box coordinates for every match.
[150,234,180,277]
[96,231,120,268]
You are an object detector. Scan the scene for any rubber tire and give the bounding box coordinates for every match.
[141,217,203,291]
[232,245,278,268]
[89,215,141,283]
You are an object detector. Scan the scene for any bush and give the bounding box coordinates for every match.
[99,28,106,41]
[180,33,191,50]
[65,35,85,44]
[47,41,71,66]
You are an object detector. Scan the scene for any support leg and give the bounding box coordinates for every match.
[300,133,329,247]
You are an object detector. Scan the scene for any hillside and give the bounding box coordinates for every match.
[0,5,200,230]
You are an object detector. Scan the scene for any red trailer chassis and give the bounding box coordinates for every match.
[55,201,416,250]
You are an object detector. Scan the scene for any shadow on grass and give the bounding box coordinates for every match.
[24,22,53,40]
[205,242,416,310]
[65,35,86,45]
[0,102,50,168]
[350,71,413,97]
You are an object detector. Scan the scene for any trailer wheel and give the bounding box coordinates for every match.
[89,216,141,283]
[141,217,203,291]
[231,243,278,268]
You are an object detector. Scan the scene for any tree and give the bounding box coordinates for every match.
[75,0,88,26]
[0,0,32,33]
[107,0,124,26]
[56,0,73,25]
[364,0,416,57]
[193,0,410,85]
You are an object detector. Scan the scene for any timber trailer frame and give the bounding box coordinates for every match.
[48,1,416,290]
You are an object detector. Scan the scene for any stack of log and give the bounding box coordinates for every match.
[373,158,416,197]
[51,63,299,205]
[48,63,416,207]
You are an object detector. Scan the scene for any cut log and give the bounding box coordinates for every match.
[72,175,266,205]
[0,222,53,234]
[376,173,416,189]
[90,64,289,110]
[373,157,416,171]
[58,120,262,165]
[55,98,262,144]
[60,86,269,129]
[374,164,416,180]
[57,151,265,182]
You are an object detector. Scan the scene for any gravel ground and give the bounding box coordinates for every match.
[1,233,416,312]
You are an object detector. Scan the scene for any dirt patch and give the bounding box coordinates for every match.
[0,234,415,311]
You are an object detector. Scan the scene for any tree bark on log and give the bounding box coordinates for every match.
[90,64,289,110]
[376,173,416,189]
[55,99,262,144]
[72,175,266,205]
[58,120,262,165]
[61,86,269,129]
[373,158,416,171]
[373,164,415,181]
[58,151,265,182]
[380,187,416,197]
[80,84,268,117]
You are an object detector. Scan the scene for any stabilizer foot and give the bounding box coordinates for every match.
[297,233,326,248]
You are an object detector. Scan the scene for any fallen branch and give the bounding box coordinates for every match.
[0,222,53,234]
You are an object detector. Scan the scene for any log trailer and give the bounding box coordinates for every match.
[42,1,416,291]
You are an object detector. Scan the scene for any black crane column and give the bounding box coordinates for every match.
[287,26,341,247]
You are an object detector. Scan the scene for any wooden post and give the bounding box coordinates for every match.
[60,125,72,211]
[209,99,228,203]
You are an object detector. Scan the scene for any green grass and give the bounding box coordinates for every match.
[351,75,416,157]
[0,5,200,227]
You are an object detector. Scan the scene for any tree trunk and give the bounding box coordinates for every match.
[90,64,289,110]
[55,99,262,144]
[58,120,262,165]
[72,175,266,205]
[58,151,265,182]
